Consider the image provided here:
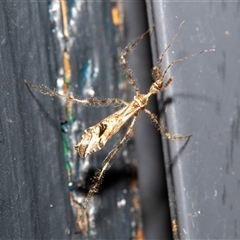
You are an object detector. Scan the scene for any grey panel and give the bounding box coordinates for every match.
[146,1,240,239]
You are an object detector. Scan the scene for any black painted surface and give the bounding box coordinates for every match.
[0,2,71,239]
[124,2,173,239]
[0,1,141,239]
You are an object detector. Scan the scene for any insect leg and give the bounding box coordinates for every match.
[120,28,153,94]
[144,109,191,140]
[24,80,127,107]
[68,192,88,233]
[79,114,138,219]
[161,76,174,90]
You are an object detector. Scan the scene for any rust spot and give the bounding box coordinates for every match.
[111,6,122,26]
[136,228,144,240]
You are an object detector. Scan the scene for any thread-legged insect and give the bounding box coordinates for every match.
[25,21,215,225]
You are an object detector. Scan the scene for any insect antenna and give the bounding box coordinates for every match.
[161,48,215,85]
[156,20,185,71]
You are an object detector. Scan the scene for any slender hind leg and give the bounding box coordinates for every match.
[24,80,127,107]
[144,109,191,140]
[79,114,138,220]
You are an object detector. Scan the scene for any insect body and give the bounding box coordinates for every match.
[75,93,149,158]
[25,21,215,225]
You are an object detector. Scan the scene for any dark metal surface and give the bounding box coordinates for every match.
[0,2,71,239]
[146,1,240,239]
[0,1,144,239]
